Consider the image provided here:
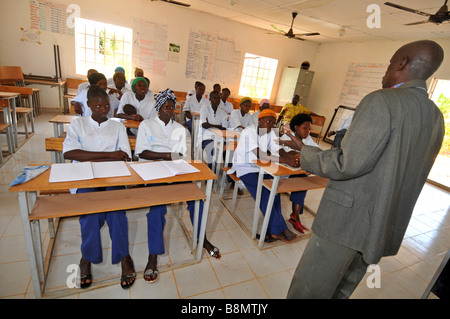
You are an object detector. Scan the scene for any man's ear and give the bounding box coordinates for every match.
[398,56,408,70]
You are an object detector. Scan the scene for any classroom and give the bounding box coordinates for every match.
[0,0,449,301]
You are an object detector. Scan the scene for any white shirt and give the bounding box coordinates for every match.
[135,116,187,160]
[77,81,89,95]
[107,77,132,91]
[197,104,229,146]
[219,100,233,115]
[231,126,280,178]
[117,91,157,120]
[63,116,131,160]
[72,89,119,118]
[183,95,209,119]
[228,109,253,132]
[280,133,319,152]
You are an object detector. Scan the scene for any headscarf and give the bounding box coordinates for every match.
[131,77,148,93]
[114,66,125,74]
[258,109,277,119]
[155,88,176,111]
[240,97,253,105]
[259,99,270,107]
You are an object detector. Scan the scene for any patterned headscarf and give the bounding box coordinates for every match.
[131,77,148,93]
[155,88,177,111]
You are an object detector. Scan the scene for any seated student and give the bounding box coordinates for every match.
[71,73,117,118]
[116,77,156,124]
[183,81,209,133]
[251,99,271,126]
[213,83,221,94]
[186,81,202,99]
[63,86,136,290]
[219,88,233,115]
[279,113,319,234]
[129,67,144,90]
[77,69,97,95]
[107,66,131,90]
[276,94,322,129]
[230,109,299,243]
[198,90,228,166]
[229,97,253,132]
[135,89,221,283]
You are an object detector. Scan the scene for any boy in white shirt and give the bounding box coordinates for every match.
[229,97,253,132]
[219,88,234,115]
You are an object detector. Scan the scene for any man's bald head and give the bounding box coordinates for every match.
[382,40,444,88]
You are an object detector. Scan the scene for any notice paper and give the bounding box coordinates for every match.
[130,159,199,181]
[49,161,131,183]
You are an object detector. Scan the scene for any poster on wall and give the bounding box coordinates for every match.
[168,43,180,62]
[338,62,388,108]
[132,18,168,76]
[29,0,74,36]
[185,30,242,86]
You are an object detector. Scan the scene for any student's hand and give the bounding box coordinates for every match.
[130,114,143,121]
[109,150,130,162]
[278,131,304,151]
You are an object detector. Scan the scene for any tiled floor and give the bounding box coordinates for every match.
[0,111,449,299]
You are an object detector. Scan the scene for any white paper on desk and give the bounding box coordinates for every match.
[49,162,94,183]
[130,160,199,181]
[91,161,131,178]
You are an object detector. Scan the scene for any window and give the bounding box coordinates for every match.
[238,53,278,99]
[74,17,132,78]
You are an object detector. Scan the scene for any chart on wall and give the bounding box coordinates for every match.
[185,30,242,86]
[338,62,388,108]
[132,18,168,76]
[29,0,74,36]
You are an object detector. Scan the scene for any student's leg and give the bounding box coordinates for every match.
[240,173,287,236]
[202,139,214,168]
[77,187,106,264]
[146,205,167,255]
[185,119,192,133]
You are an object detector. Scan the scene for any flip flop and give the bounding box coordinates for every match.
[144,268,159,284]
[120,272,136,289]
[205,246,221,259]
[79,274,92,289]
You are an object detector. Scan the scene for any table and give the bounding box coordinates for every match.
[9,160,216,298]
[0,92,19,151]
[252,160,328,248]
[24,79,66,114]
[209,128,240,191]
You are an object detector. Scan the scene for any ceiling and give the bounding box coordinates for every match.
[155,0,450,43]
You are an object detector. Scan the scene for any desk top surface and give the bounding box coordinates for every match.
[24,79,66,86]
[9,161,216,192]
[209,128,240,139]
[0,92,19,98]
[253,160,307,176]
[49,115,142,129]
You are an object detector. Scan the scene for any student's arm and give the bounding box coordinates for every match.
[116,112,143,121]
[70,101,83,115]
[64,149,130,162]
[138,150,182,161]
[202,117,226,130]
[254,147,299,167]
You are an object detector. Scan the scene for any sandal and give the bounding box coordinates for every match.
[205,246,221,259]
[288,218,305,234]
[79,274,92,289]
[144,268,159,284]
[271,230,298,243]
[120,272,136,289]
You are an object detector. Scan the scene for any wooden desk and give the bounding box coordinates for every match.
[252,160,328,248]
[9,161,216,298]
[0,92,19,151]
[209,128,240,192]
[24,79,66,113]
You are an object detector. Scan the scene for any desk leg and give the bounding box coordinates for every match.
[192,182,200,251]
[18,192,42,298]
[196,179,213,260]
[11,98,18,149]
[213,138,224,193]
[258,176,280,248]
[252,169,265,239]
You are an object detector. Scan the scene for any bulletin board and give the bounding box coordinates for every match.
[185,30,242,86]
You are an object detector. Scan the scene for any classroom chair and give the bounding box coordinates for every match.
[309,115,326,143]
[63,78,86,114]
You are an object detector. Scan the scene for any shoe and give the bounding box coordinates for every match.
[204,246,221,259]
[288,218,305,234]
[143,268,159,284]
[120,272,136,289]
[271,230,298,243]
[79,274,92,289]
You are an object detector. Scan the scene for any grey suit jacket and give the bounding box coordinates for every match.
[300,80,444,264]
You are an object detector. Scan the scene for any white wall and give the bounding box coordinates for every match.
[307,38,450,130]
[0,0,319,109]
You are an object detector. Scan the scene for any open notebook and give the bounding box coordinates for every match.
[129,159,200,181]
[49,161,131,183]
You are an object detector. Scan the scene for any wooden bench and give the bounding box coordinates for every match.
[29,183,206,221]
[262,175,329,193]
[310,115,326,144]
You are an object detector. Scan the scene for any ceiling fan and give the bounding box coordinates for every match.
[151,0,190,7]
[384,0,450,25]
[270,11,320,41]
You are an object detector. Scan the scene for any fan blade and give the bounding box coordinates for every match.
[404,20,430,25]
[384,2,431,17]
[292,36,305,41]
[161,0,191,7]
[296,32,320,36]
[271,24,287,34]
